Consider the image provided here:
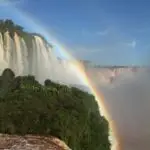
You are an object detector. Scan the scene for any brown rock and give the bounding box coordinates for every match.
[0,134,71,150]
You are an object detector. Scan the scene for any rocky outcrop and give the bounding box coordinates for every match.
[0,134,71,150]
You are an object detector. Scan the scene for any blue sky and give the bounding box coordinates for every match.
[0,0,150,65]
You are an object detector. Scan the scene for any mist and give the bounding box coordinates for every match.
[89,69,150,150]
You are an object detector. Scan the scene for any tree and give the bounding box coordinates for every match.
[0,68,110,150]
[0,68,15,97]
[44,79,53,86]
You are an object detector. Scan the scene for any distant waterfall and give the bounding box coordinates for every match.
[0,31,82,84]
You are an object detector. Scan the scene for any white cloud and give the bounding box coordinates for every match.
[96,29,109,36]
[73,47,103,54]
[127,40,136,48]
[81,28,109,37]
[0,0,23,6]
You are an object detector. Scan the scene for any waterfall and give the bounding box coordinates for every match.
[0,33,4,62]
[0,31,82,85]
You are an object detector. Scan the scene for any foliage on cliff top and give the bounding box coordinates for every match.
[0,19,52,48]
[0,68,110,150]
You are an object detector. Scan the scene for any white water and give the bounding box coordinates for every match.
[0,31,82,85]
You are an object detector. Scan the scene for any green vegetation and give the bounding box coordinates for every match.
[0,19,52,49]
[0,68,110,150]
[0,19,110,149]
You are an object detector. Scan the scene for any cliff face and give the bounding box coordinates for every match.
[0,20,83,85]
[0,31,83,84]
[0,134,71,150]
[83,65,144,85]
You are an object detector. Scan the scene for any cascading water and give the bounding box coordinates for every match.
[0,31,82,85]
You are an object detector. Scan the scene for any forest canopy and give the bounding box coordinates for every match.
[0,68,110,150]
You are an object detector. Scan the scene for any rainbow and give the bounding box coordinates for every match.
[1,1,120,149]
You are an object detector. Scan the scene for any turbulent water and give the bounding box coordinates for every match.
[0,31,82,84]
